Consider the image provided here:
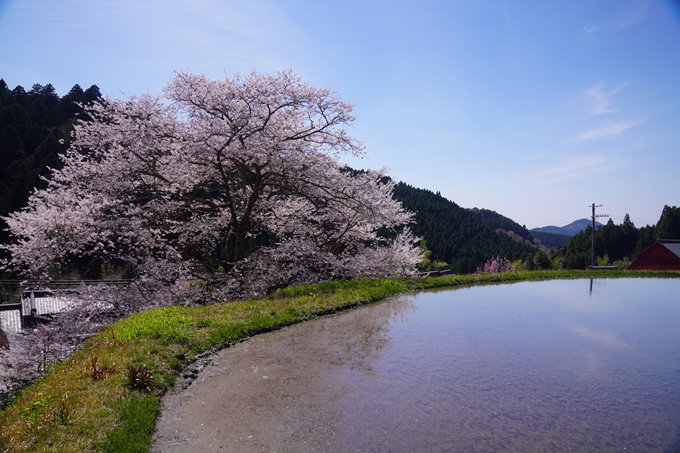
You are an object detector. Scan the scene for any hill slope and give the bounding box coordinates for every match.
[467,207,547,249]
[392,183,536,273]
[530,231,572,249]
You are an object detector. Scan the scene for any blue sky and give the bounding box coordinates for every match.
[1,0,679,229]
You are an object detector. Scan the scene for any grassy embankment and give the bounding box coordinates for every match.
[1,270,678,452]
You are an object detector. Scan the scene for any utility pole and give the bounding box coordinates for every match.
[590,203,609,268]
[559,247,563,270]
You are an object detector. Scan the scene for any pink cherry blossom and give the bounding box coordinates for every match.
[475,256,514,274]
[2,70,421,298]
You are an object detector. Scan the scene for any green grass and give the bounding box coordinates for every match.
[0,270,678,452]
[101,395,159,453]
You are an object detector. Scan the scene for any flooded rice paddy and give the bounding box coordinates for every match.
[153,278,680,452]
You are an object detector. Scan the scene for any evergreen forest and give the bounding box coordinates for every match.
[0,79,101,249]
[392,183,536,273]
[467,207,535,242]
[530,231,572,249]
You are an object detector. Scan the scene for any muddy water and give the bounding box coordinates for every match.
[152,278,680,452]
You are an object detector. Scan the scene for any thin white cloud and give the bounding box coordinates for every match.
[615,0,651,30]
[575,119,644,141]
[582,25,596,35]
[582,0,650,37]
[569,325,630,349]
[529,154,628,187]
[583,81,628,116]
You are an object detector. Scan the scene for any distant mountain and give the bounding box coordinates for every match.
[531,219,603,237]
[392,183,537,274]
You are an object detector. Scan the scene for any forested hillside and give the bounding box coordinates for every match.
[0,79,101,248]
[467,208,572,250]
[531,231,572,249]
[392,183,536,273]
[467,207,536,242]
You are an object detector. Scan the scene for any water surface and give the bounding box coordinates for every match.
[153,278,680,452]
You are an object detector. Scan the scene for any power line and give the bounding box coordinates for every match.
[602,205,660,218]
[601,205,660,226]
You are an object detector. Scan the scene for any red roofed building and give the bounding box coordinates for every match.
[627,240,680,270]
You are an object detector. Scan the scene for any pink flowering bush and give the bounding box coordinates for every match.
[476,256,515,274]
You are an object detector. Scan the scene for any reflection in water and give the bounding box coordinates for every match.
[306,294,417,375]
[154,279,680,453]
[589,277,608,297]
[152,295,417,453]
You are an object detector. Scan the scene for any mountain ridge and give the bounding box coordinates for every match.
[531,218,603,237]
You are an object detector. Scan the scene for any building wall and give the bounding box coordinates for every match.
[627,243,680,270]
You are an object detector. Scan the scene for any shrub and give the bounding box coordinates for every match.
[476,256,514,274]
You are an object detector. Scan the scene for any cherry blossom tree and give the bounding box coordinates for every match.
[475,256,515,274]
[2,70,420,298]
